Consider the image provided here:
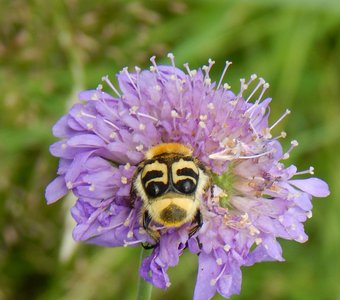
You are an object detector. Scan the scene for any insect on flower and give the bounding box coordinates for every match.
[46,54,330,299]
[131,142,211,246]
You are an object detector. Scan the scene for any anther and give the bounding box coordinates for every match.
[89,184,95,191]
[210,279,217,286]
[223,244,231,252]
[250,74,257,80]
[121,176,128,184]
[171,110,179,118]
[138,227,146,234]
[199,121,206,128]
[248,225,260,236]
[66,181,73,189]
[129,106,138,115]
[167,53,176,68]
[223,83,231,90]
[207,102,215,110]
[190,69,197,76]
[204,78,211,85]
[136,144,144,152]
[273,131,287,140]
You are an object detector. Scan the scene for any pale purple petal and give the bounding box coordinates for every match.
[194,252,219,300]
[289,177,330,197]
[45,176,68,204]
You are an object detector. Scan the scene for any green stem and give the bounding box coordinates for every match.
[136,248,153,300]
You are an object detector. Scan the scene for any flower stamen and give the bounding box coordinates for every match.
[295,166,315,176]
[80,110,96,119]
[210,263,227,286]
[282,140,299,160]
[103,118,120,130]
[269,109,291,131]
[223,244,231,252]
[255,82,270,105]
[245,76,264,103]
[123,239,144,247]
[150,56,160,76]
[101,75,121,97]
[122,67,142,101]
[246,80,270,116]
[217,61,232,89]
[167,52,176,68]
[184,63,197,78]
[273,131,287,140]
[136,112,159,122]
[202,58,215,81]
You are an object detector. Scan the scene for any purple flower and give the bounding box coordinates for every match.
[46,54,330,299]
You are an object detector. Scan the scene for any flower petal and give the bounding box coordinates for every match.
[45,176,68,204]
[289,177,330,197]
[194,252,218,300]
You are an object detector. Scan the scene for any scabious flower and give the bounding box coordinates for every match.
[46,54,329,299]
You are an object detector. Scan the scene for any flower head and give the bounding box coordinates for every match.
[46,54,329,299]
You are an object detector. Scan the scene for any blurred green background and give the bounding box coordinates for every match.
[0,0,339,299]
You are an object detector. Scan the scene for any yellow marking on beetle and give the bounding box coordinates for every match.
[145,143,192,160]
[171,159,198,184]
[141,161,168,187]
[148,196,199,227]
[133,173,148,203]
